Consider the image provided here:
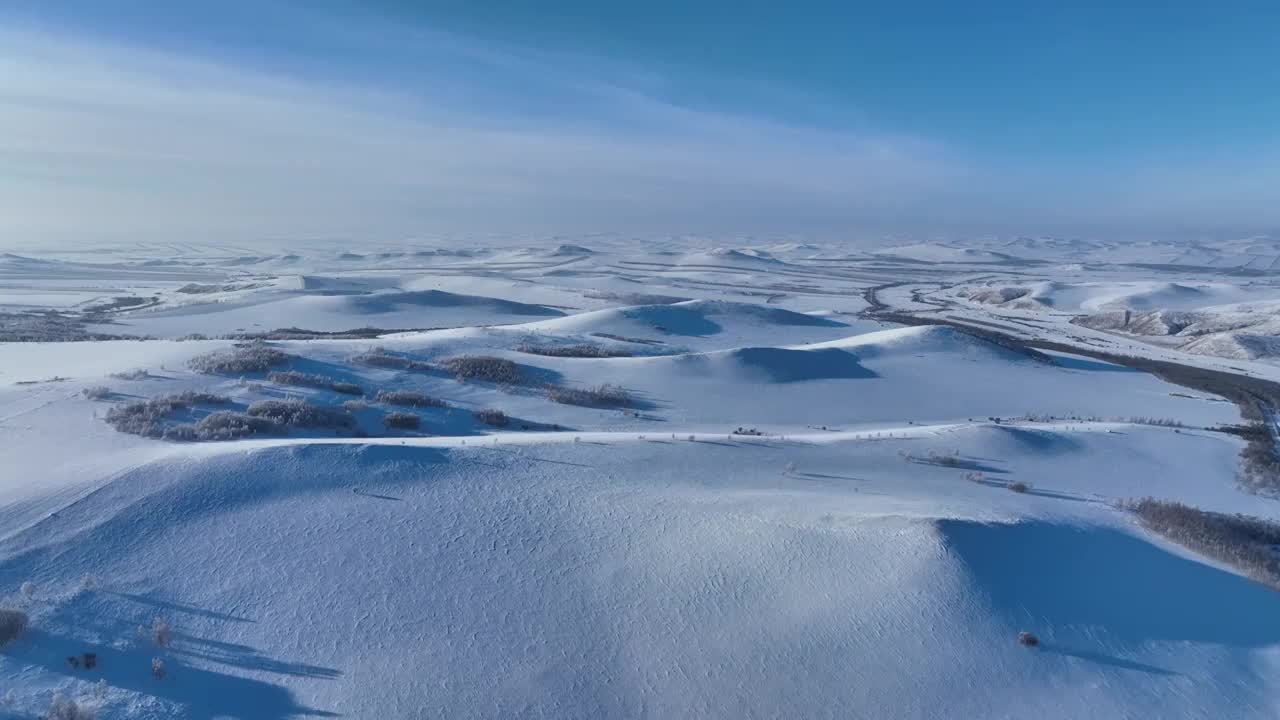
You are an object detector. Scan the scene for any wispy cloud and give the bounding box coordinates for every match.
[0,24,966,245]
[3,16,1276,247]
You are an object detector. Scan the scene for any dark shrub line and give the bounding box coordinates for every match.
[1126,498,1280,589]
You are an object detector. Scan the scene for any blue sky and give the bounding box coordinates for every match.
[2,0,1278,244]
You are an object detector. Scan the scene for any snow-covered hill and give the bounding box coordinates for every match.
[0,423,1270,719]
[2,238,1278,719]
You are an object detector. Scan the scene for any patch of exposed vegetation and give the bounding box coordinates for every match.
[189,340,290,374]
[109,368,150,381]
[352,347,433,371]
[900,449,965,467]
[104,392,234,438]
[176,281,267,294]
[514,343,633,358]
[1227,423,1280,495]
[164,411,282,441]
[246,399,354,428]
[268,370,363,395]
[374,390,447,409]
[1126,498,1280,589]
[0,311,135,342]
[473,408,509,427]
[106,391,356,440]
[545,383,631,407]
[442,356,522,384]
[383,412,421,430]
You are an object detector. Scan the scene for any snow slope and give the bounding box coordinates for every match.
[520,299,869,351]
[0,423,1273,719]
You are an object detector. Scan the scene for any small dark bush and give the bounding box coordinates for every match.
[190,340,290,374]
[1007,480,1030,493]
[545,383,631,407]
[375,390,447,408]
[45,692,95,720]
[83,386,112,400]
[441,356,522,384]
[383,412,420,429]
[473,408,509,427]
[1017,631,1039,647]
[109,368,149,380]
[152,619,171,648]
[0,608,27,646]
[927,450,961,467]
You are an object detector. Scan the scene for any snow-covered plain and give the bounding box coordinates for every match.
[2,236,1279,718]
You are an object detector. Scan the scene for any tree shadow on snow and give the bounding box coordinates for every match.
[1038,644,1179,677]
[797,471,870,482]
[911,457,1009,474]
[733,347,877,383]
[100,591,254,624]
[966,477,1097,504]
[3,627,337,719]
[984,426,1084,456]
[939,520,1280,648]
[0,590,342,718]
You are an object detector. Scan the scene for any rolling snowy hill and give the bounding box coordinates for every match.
[1,238,1279,719]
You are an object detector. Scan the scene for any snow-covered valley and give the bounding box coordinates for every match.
[2,237,1280,718]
